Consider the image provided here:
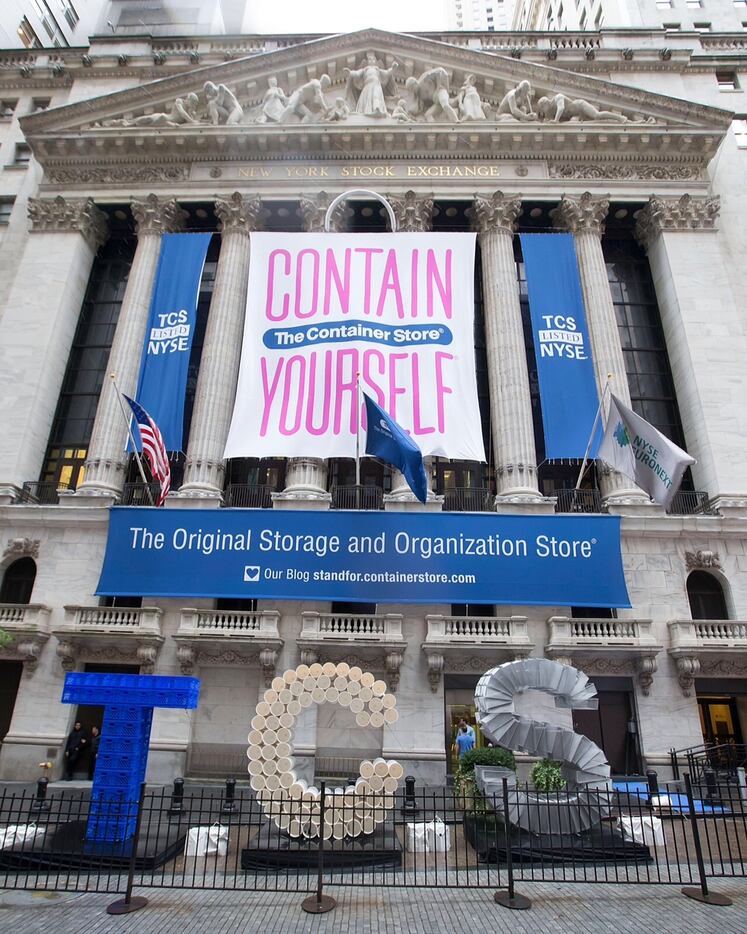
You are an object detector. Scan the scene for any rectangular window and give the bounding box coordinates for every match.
[734,118,747,147]
[694,21,712,30]
[663,22,681,30]
[31,98,51,112]
[12,143,31,166]
[17,17,41,48]
[717,70,740,90]
[580,9,588,28]
[0,100,18,118]
[0,199,14,224]
[59,0,79,27]
[686,0,702,7]
[656,0,672,7]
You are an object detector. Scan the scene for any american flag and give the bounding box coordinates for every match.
[123,395,171,506]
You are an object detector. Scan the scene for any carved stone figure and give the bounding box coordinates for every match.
[96,93,200,128]
[497,79,537,122]
[344,52,398,117]
[325,97,351,122]
[256,76,287,124]
[405,67,458,123]
[279,75,331,123]
[391,98,412,122]
[456,74,486,121]
[204,81,243,126]
[537,93,629,124]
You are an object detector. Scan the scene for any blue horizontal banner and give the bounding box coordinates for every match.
[97,508,630,608]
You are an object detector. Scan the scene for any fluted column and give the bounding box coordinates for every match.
[274,192,344,506]
[636,194,747,511]
[180,193,262,499]
[0,197,108,502]
[77,195,187,498]
[551,193,649,505]
[383,190,441,507]
[471,192,544,504]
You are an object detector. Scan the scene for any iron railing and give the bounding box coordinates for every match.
[670,743,747,782]
[223,484,275,509]
[19,481,73,505]
[441,487,494,512]
[554,488,604,514]
[119,482,162,506]
[330,485,384,510]
[667,491,718,516]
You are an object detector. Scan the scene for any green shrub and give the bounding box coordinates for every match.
[454,746,516,806]
[531,758,566,792]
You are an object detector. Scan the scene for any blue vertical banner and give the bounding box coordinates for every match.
[133,232,212,452]
[520,233,601,459]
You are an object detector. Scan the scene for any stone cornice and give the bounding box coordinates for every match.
[131,194,188,235]
[635,193,721,248]
[469,191,522,236]
[27,195,108,250]
[389,190,434,232]
[214,191,263,234]
[550,191,610,235]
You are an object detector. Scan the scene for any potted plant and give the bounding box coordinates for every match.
[531,758,566,792]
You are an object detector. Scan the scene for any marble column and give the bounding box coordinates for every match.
[76,195,187,500]
[471,192,546,507]
[274,192,345,507]
[636,194,747,514]
[551,193,649,506]
[0,196,108,503]
[383,190,441,509]
[179,193,262,502]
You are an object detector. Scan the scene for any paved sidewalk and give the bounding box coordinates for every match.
[1,879,746,933]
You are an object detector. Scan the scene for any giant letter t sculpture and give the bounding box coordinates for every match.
[62,672,200,843]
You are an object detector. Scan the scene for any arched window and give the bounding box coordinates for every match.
[687,571,728,620]
[0,557,37,604]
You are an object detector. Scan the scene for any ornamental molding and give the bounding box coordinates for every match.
[27,196,108,250]
[388,190,434,232]
[550,191,609,235]
[685,549,722,571]
[214,192,264,233]
[469,190,522,236]
[635,194,720,248]
[44,164,190,185]
[698,659,747,676]
[131,194,188,236]
[3,537,40,560]
[548,162,703,181]
[298,191,348,232]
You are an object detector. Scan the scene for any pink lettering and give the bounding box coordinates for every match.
[411,354,435,435]
[434,351,454,433]
[266,250,291,321]
[294,249,320,319]
[376,249,405,319]
[333,348,359,434]
[388,352,409,424]
[426,249,452,319]
[323,248,351,316]
[361,349,387,429]
[410,248,419,318]
[259,356,285,435]
[305,350,332,435]
[278,355,306,435]
[354,247,384,316]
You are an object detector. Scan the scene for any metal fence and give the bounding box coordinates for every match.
[0,776,744,912]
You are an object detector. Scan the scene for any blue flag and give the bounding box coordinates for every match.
[363,393,428,504]
[132,232,212,452]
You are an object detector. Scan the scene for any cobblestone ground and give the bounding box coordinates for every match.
[1,879,746,934]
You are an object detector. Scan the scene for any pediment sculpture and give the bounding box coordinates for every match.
[92,62,654,130]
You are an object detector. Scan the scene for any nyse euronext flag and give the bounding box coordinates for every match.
[598,394,695,508]
[363,392,428,504]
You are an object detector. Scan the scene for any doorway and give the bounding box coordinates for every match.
[698,696,743,746]
[572,683,640,776]
[0,661,23,747]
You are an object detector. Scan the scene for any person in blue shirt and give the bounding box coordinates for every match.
[455,725,475,759]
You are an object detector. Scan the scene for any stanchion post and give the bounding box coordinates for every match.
[493,777,531,910]
[221,777,237,813]
[167,777,184,818]
[400,775,420,816]
[106,782,149,915]
[681,772,732,906]
[30,777,50,812]
[301,780,336,914]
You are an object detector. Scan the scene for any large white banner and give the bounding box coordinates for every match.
[224,232,485,461]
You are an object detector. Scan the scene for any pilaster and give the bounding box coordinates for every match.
[179,193,262,502]
[0,197,108,502]
[76,195,187,501]
[551,192,651,509]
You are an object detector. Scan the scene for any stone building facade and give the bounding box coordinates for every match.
[0,25,745,785]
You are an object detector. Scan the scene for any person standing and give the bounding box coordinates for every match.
[64,721,88,780]
[458,718,476,743]
[455,725,475,760]
[87,725,100,780]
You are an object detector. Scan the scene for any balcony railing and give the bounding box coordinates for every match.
[667,491,718,516]
[546,616,661,660]
[330,485,384,510]
[177,608,281,639]
[223,484,275,508]
[60,605,163,637]
[441,487,494,512]
[119,482,162,506]
[299,611,404,644]
[669,619,747,651]
[0,603,50,633]
[554,489,603,514]
[19,481,73,505]
[424,614,532,650]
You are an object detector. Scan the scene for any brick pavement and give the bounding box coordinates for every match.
[1,879,746,933]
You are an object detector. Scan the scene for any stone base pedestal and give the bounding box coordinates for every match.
[60,490,117,508]
[272,493,331,511]
[494,495,557,516]
[167,491,223,510]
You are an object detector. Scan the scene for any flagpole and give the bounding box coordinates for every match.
[572,374,612,506]
[355,372,362,510]
[110,374,156,507]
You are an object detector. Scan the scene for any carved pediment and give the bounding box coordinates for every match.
[20,28,731,180]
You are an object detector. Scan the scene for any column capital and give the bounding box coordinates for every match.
[469,191,522,236]
[388,190,434,232]
[214,191,264,234]
[298,191,347,232]
[635,193,720,250]
[550,191,609,236]
[27,195,108,251]
[131,194,188,236]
